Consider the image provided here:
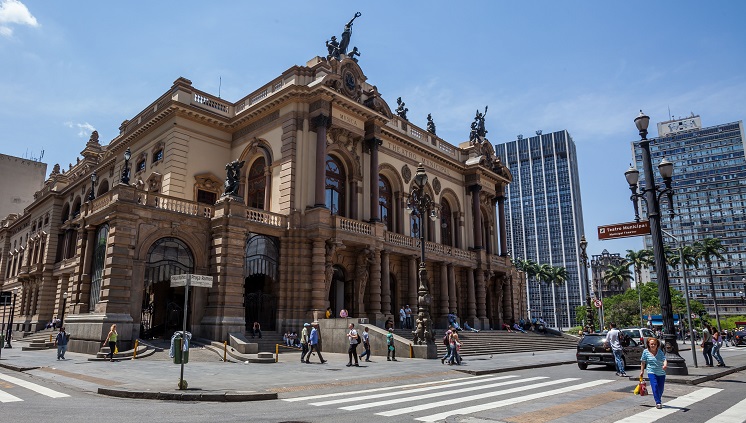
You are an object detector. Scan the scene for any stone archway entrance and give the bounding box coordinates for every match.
[328,265,352,317]
[244,233,279,331]
[142,237,194,338]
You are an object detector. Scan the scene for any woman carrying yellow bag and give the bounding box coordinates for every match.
[640,337,668,409]
[103,324,118,362]
[633,376,647,396]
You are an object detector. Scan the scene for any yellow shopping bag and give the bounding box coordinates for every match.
[114,345,118,354]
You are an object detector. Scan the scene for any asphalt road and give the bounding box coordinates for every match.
[1,357,744,423]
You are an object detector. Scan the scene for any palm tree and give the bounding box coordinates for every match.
[549,266,568,330]
[537,263,553,325]
[694,237,725,332]
[516,259,539,319]
[626,249,653,327]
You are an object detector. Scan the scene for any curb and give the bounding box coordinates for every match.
[97,387,278,402]
[454,360,577,376]
[0,361,40,372]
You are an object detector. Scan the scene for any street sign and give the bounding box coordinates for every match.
[597,220,651,240]
[170,274,214,288]
[593,299,602,308]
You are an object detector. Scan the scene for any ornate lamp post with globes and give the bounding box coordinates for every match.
[624,110,688,375]
[406,163,437,347]
[579,235,594,333]
[120,147,132,185]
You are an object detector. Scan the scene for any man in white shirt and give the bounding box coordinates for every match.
[605,322,627,377]
[346,323,360,367]
[399,307,406,329]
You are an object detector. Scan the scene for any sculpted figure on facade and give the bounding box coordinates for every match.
[339,12,361,55]
[326,36,340,60]
[355,248,373,310]
[426,113,436,135]
[348,46,361,63]
[223,159,245,197]
[395,97,409,121]
[469,106,488,143]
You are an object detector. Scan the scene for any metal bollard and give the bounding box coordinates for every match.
[50,334,53,342]
[409,343,414,358]
[132,339,139,359]
[275,344,279,363]
[223,341,227,362]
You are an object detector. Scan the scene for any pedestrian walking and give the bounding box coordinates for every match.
[405,305,412,329]
[386,328,397,361]
[358,326,371,362]
[701,324,714,367]
[103,324,118,362]
[712,330,726,367]
[306,323,326,364]
[448,330,462,365]
[300,323,310,362]
[441,325,453,364]
[346,323,360,367]
[399,307,406,330]
[604,322,627,377]
[252,321,262,339]
[54,326,69,360]
[640,337,668,409]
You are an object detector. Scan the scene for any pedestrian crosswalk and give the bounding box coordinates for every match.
[0,373,70,403]
[283,373,744,422]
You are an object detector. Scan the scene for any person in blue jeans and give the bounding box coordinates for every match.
[604,322,627,377]
[640,337,668,409]
[54,327,69,360]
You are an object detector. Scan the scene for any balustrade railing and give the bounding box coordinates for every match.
[385,232,416,248]
[335,216,373,235]
[246,208,287,228]
[90,191,113,214]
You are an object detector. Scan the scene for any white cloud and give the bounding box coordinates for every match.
[0,0,39,37]
[64,121,96,138]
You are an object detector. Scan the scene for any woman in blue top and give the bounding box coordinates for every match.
[639,337,668,409]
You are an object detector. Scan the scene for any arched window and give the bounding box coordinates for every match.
[246,157,266,210]
[325,155,346,216]
[97,179,110,196]
[71,197,82,218]
[440,199,453,247]
[89,224,109,311]
[379,175,393,229]
[60,203,70,223]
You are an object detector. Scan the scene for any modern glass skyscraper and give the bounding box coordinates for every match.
[633,116,746,317]
[496,130,586,328]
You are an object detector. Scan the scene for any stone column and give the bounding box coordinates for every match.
[448,264,457,314]
[313,115,329,208]
[263,168,272,210]
[368,138,381,222]
[395,193,403,234]
[72,229,95,314]
[349,180,358,220]
[471,185,483,250]
[497,194,508,256]
[467,268,477,325]
[408,255,418,312]
[369,249,383,325]
[312,239,327,313]
[381,250,391,315]
[476,270,488,329]
[440,262,449,318]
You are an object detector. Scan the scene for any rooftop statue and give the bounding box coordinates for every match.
[325,12,361,61]
[223,159,245,198]
[426,113,436,135]
[348,46,361,63]
[469,106,488,143]
[395,97,409,121]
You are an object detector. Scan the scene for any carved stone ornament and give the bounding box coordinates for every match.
[432,177,441,195]
[401,164,412,184]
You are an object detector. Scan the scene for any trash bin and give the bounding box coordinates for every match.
[172,333,189,364]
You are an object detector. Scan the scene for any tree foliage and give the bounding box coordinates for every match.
[601,282,706,328]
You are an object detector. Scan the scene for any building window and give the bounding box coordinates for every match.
[152,149,164,163]
[441,199,452,247]
[325,155,346,216]
[379,175,393,229]
[89,224,109,311]
[246,157,266,210]
[136,159,146,172]
[197,189,217,205]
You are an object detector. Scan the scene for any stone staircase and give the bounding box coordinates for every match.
[245,330,300,353]
[390,328,578,357]
[19,330,59,351]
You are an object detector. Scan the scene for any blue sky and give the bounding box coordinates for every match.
[1,1,745,259]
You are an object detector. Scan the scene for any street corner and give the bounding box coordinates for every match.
[96,387,278,402]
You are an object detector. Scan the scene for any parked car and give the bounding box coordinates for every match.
[622,328,657,345]
[734,325,746,347]
[576,333,645,370]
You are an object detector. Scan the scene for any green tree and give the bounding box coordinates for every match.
[626,249,653,327]
[537,263,553,324]
[516,259,540,319]
[539,265,568,329]
[694,237,725,332]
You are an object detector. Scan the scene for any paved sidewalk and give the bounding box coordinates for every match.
[0,342,743,401]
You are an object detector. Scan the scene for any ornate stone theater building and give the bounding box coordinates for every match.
[0,40,524,354]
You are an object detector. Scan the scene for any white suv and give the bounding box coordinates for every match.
[622,328,657,346]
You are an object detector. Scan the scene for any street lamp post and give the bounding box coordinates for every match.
[591,257,605,330]
[624,110,687,375]
[120,148,132,185]
[88,171,98,201]
[5,287,18,348]
[579,235,594,333]
[406,163,437,346]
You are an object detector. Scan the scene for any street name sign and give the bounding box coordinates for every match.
[169,274,213,288]
[597,220,650,240]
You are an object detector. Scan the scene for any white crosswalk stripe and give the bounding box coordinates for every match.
[705,397,746,423]
[614,387,722,423]
[0,373,70,400]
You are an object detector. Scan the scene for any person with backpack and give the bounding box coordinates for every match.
[358,326,371,362]
[448,330,462,365]
[54,327,69,360]
[441,325,454,364]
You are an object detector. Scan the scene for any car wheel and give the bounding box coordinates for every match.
[578,363,588,370]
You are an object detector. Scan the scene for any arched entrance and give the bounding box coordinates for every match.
[142,238,194,338]
[328,265,357,317]
[244,233,279,331]
[390,273,399,317]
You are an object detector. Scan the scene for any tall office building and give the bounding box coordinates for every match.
[633,115,746,316]
[496,130,586,328]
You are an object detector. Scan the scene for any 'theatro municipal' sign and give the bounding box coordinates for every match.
[597,221,651,240]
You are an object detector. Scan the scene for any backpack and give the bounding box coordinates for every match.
[443,331,450,346]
